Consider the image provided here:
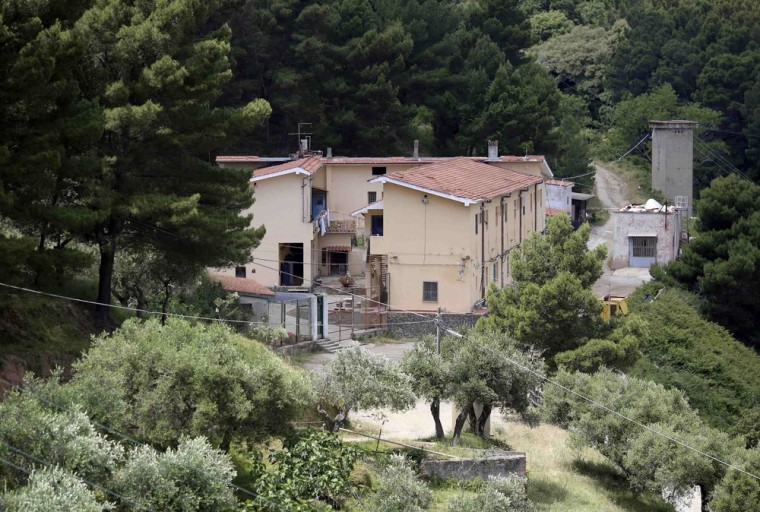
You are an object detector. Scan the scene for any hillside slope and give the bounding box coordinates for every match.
[0,288,109,387]
[629,286,760,429]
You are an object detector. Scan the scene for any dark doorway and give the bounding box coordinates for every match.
[329,251,348,275]
[371,215,384,236]
[279,243,304,286]
[311,189,326,220]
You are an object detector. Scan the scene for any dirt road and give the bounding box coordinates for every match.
[590,163,652,297]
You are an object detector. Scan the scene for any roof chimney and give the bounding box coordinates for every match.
[487,140,499,161]
[300,138,309,153]
[326,147,332,158]
[413,140,419,159]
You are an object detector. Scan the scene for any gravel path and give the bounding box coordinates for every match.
[590,163,652,297]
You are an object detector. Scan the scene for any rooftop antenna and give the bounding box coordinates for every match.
[288,122,313,157]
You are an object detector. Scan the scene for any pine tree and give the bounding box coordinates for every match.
[64,0,270,320]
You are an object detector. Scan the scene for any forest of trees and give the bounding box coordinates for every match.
[2,1,760,508]
[3,0,760,311]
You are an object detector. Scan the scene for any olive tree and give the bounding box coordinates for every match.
[0,467,108,512]
[401,336,452,440]
[448,330,545,441]
[314,347,415,431]
[68,318,312,448]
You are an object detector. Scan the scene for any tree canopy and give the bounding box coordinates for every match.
[665,175,760,349]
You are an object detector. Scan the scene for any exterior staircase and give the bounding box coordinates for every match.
[314,338,360,353]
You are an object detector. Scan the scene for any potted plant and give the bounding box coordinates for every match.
[339,272,354,288]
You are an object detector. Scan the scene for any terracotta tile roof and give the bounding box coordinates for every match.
[209,273,274,296]
[252,156,323,179]
[322,245,351,252]
[325,157,447,165]
[382,157,543,203]
[546,179,574,187]
[546,208,568,216]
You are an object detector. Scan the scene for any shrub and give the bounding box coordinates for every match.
[111,437,236,512]
[447,475,530,512]
[0,390,124,486]
[366,455,432,512]
[0,467,108,512]
[246,429,361,511]
[68,318,312,448]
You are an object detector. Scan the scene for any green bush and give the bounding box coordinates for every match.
[0,390,124,486]
[447,475,530,512]
[245,429,361,511]
[111,437,237,512]
[628,287,760,429]
[68,318,312,448]
[0,467,107,512]
[366,455,432,512]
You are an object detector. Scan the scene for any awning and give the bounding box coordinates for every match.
[572,192,595,201]
[351,199,384,217]
[627,233,658,238]
[322,245,351,252]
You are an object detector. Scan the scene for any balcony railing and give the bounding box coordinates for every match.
[314,209,357,235]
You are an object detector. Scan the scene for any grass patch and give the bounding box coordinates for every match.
[599,158,651,204]
[587,195,610,226]
[495,421,673,512]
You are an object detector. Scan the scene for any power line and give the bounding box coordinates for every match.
[338,427,463,460]
[0,282,432,332]
[694,137,757,184]
[436,319,760,483]
[615,133,650,163]
[260,257,760,483]
[0,282,290,326]
[0,440,155,511]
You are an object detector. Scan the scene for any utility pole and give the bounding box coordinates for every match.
[436,306,442,354]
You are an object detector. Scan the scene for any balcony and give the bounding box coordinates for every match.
[314,210,357,235]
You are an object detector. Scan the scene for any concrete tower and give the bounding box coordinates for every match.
[650,120,698,216]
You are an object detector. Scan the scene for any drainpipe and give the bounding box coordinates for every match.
[500,196,506,287]
[518,192,523,244]
[480,202,486,299]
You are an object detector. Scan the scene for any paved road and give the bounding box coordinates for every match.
[590,163,652,297]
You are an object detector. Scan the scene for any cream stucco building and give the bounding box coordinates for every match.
[367,157,546,314]
[216,144,554,306]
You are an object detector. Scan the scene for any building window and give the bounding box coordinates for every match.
[372,166,386,176]
[368,191,377,204]
[493,263,497,282]
[475,214,479,234]
[631,237,657,258]
[423,281,438,302]
[235,266,246,278]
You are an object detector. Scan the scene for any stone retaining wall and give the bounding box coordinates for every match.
[387,312,479,338]
[419,452,526,481]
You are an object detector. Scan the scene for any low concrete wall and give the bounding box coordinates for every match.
[420,452,526,481]
[387,312,478,338]
[275,340,318,356]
